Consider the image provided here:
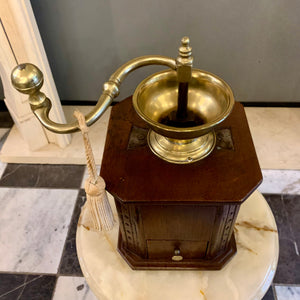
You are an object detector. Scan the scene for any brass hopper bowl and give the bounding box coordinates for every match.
[11,37,234,163]
[133,69,234,163]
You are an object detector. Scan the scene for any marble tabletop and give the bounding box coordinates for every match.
[76,190,279,300]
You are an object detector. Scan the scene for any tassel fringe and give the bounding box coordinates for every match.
[74,110,114,231]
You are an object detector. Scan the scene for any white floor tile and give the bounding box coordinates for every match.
[53,276,97,300]
[275,285,300,300]
[258,169,300,195]
[0,188,78,273]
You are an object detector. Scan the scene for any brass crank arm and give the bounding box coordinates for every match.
[11,55,176,134]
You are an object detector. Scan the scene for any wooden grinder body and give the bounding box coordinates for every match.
[100,97,262,270]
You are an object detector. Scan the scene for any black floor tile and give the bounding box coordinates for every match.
[283,195,300,248]
[59,189,86,276]
[0,164,85,189]
[264,194,293,238]
[274,238,300,284]
[264,194,300,284]
[0,274,56,300]
[262,285,275,300]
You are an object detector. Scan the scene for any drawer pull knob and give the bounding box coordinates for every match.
[172,249,183,261]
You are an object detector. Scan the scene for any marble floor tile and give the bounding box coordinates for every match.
[0,188,78,273]
[275,285,300,300]
[274,238,300,284]
[283,195,300,247]
[262,194,300,284]
[0,273,56,300]
[259,170,300,195]
[264,194,294,238]
[0,164,85,188]
[59,190,86,276]
[53,276,97,300]
[262,286,275,300]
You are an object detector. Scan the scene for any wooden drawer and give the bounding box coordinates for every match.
[147,239,208,259]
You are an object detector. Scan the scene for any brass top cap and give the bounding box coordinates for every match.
[178,36,192,58]
[11,63,43,94]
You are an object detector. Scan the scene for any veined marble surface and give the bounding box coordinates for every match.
[275,285,300,300]
[0,188,78,273]
[76,191,279,300]
[259,170,300,195]
[53,276,97,300]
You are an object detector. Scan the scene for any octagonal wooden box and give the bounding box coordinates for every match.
[100,97,262,270]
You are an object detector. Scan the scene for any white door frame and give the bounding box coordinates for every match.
[0,0,71,150]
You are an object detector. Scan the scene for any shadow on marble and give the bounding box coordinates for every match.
[264,194,300,284]
[59,189,86,276]
[0,274,56,300]
[0,128,10,155]
[0,188,78,273]
[0,164,85,188]
[0,111,14,128]
[0,161,7,179]
[53,276,97,300]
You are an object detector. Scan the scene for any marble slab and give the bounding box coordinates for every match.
[53,276,97,300]
[58,190,86,276]
[0,188,78,273]
[0,106,110,164]
[245,107,300,170]
[259,170,300,195]
[76,191,279,300]
[275,285,300,300]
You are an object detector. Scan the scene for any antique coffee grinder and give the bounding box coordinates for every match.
[11,37,262,270]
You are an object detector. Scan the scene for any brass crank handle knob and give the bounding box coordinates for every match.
[11,56,177,134]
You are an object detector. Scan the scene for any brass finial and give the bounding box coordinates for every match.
[176,36,193,82]
[178,36,192,59]
[11,63,47,107]
[11,63,44,95]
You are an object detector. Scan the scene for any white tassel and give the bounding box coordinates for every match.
[74,110,114,231]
